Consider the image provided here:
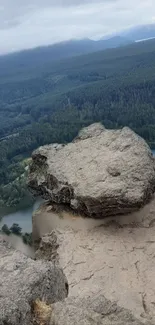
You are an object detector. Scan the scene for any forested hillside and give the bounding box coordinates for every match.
[1,38,155,207]
[0,36,131,82]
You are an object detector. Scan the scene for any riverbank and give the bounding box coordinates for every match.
[0,200,43,233]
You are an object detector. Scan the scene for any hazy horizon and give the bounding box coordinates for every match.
[0,0,155,55]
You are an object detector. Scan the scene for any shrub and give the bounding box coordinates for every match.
[1,224,11,235]
[10,223,22,236]
[22,232,32,246]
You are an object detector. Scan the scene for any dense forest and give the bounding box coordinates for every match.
[1,38,155,207]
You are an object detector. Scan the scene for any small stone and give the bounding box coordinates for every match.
[46,205,53,212]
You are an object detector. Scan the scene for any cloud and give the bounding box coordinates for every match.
[0,0,155,54]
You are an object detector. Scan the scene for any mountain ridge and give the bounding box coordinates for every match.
[0,36,132,68]
[120,23,155,41]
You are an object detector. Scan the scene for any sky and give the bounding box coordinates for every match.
[0,0,155,54]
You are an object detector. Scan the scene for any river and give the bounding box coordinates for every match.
[0,200,42,233]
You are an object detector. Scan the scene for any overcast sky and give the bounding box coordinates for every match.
[0,0,155,54]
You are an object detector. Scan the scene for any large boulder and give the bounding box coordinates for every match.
[28,123,155,218]
[0,236,68,325]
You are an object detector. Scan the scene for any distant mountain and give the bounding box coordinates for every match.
[100,35,132,47]
[0,37,133,77]
[121,24,155,42]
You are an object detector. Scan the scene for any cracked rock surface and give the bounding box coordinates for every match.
[34,196,155,323]
[28,123,155,218]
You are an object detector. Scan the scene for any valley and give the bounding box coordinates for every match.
[2,2,155,323]
[1,38,155,207]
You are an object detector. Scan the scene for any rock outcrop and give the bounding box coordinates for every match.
[2,232,152,325]
[33,196,155,322]
[0,235,68,325]
[28,123,155,218]
[50,295,153,325]
[34,294,152,325]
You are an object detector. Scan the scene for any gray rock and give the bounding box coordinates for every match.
[28,123,155,218]
[35,231,59,263]
[0,236,68,325]
[50,295,153,325]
